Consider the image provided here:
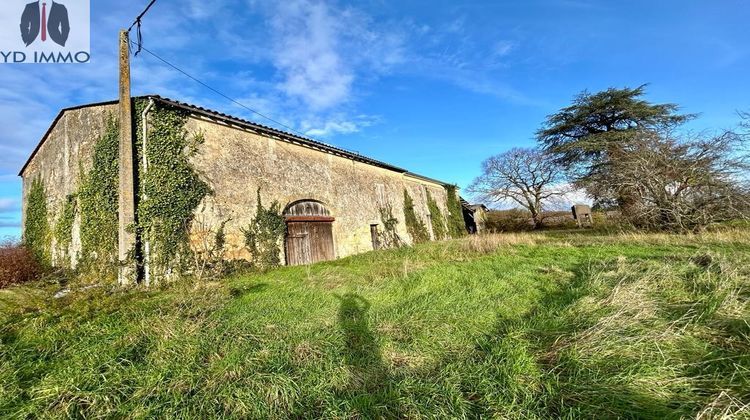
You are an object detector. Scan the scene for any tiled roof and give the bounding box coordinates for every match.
[19,95,451,188]
[151,95,409,174]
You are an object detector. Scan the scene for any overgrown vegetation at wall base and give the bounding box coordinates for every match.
[403,189,429,243]
[1,229,748,418]
[23,178,50,268]
[136,101,211,279]
[242,189,285,270]
[378,204,403,249]
[53,194,76,267]
[445,185,467,238]
[426,191,446,240]
[78,116,120,278]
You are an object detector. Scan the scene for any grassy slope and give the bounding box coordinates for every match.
[1,230,749,419]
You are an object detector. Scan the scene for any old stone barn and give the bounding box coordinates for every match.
[20,96,467,283]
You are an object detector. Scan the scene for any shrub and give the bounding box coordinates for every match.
[485,209,534,232]
[242,189,285,270]
[0,239,41,289]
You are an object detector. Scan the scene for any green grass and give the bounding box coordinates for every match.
[1,230,749,418]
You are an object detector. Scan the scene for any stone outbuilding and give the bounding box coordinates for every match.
[19,95,466,280]
[467,204,489,233]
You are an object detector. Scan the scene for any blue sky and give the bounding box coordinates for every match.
[1,0,748,239]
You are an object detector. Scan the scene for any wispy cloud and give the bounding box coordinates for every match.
[270,1,354,110]
[263,0,405,112]
[0,0,537,178]
[0,220,21,228]
[302,114,379,137]
[0,200,21,229]
[0,198,20,213]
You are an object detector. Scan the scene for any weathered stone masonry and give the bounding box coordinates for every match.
[20,96,462,271]
[20,103,118,269]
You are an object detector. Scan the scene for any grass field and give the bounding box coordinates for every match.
[1,229,749,419]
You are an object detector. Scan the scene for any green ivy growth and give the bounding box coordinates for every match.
[54,194,77,266]
[78,116,120,277]
[445,185,467,238]
[242,189,285,270]
[135,101,211,278]
[378,204,403,249]
[214,220,228,253]
[403,189,429,244]
[426,191,447,240]
[24,177,51,268]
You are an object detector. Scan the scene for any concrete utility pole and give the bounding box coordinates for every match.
[118,29,137,285]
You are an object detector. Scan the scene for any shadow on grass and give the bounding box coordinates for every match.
[333,293,402,417]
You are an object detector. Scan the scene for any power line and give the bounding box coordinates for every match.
[124,0,349,151]
[129,41,361,179]
[130,41,331,143]
[128,0,158,31]
[128,0,158,56]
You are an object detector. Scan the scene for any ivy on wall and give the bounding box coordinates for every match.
[24,177,51,268]
[135,100,211,278]
[242,189,285,270]
[426,191,447,240]
[23,102,214,283]
[403,189,429,244]
[445,185,467,238]
[78,116,120,277]
[54,194,77,266]
[378,204,403,249]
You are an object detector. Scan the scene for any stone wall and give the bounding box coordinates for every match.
[20,104,117,268]
[21,102,458,269]
[185,115,454,262]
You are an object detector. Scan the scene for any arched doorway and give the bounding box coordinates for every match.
[284,200,335,266]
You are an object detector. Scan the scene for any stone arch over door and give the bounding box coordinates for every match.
[284,200,335,266]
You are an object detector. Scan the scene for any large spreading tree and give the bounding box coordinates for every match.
[598,130,750,231]
[468,148,566,229]
[536,85,694,207]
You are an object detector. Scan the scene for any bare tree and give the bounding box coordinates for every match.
[469,148,566,229]
[597,129,750,231]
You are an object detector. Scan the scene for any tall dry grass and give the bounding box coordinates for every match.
[540,253,750,418]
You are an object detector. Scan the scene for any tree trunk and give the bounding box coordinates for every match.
[531,211,544,230]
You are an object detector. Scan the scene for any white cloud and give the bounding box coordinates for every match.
[552,184,592,209]
[300,113,379,137]
[0,198,20,213]
[269,0,354,110]
[305,122,357,137]
[493,40,517,57]
[0,0,537,180]
[264,0,406,111]
[186,0,216,19]
[390,17,532,105]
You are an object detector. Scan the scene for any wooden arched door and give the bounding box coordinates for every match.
[284,200,335,266]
